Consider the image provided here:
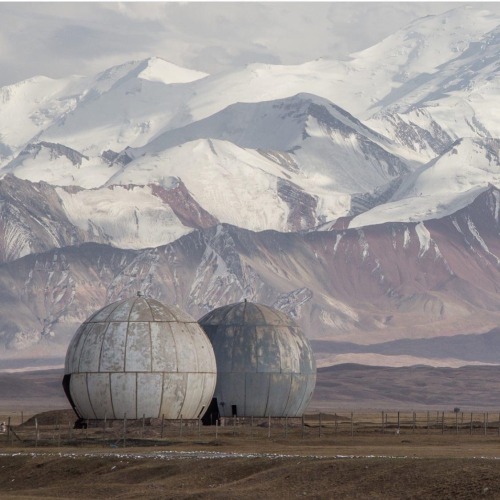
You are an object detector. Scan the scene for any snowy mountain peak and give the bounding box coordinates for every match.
[353,5,500,83]
[349,137,500,228]
[135,57,209,84]
[91,56,208,93]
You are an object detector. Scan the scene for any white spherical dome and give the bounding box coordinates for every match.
[64,295,216,420]
[199,301,316,417]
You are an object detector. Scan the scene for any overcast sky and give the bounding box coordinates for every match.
[0,2,499,86]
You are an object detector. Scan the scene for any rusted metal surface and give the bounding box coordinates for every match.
[64,296,217,420]
[199,301,317,417]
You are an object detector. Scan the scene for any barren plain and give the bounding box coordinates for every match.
[2,365,500,498]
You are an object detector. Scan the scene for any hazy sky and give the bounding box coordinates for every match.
[0,2,499,86]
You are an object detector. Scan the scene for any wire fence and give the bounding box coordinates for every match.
[2,410,500,448]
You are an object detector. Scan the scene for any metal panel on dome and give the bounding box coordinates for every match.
[171,323,198,372]
[231,326,257,373]
[106,300,134,322]
[180,372,206,419]
[267,373,293,416]
[257,306,289,326]
[222,302,246,325]
[299,373,317,414]
[148,300,178,322]
[88,301,122,323]
[160,373,187,419]
[137,373,163,418]
[150,322,177,372]
[70,373,95,419]
[111,372,137,419]
[99,322,127,372]
[217,372,245,416]
[245,373,270,416]
[275,327,300,373]
[283,373,309,416]
[243,302,267,325]
[209,326,234,372]
[78,323,108,372]
[87,373,113,419]
[256,326,280,373]
[125,322,152,372]
[193,326,218,373]
[170,305,198,323]
[129,298,154,322]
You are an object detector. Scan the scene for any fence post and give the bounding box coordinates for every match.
[215,419,218,440]
[35,418,39,447]
[268,415,271,438]
[285,417,288,439]
[397,412,400,434]
[180,415,183,438]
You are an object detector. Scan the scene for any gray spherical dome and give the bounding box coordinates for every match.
[199,301,316,417]
[64,295,217,420]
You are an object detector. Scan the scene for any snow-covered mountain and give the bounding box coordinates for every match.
[0,5,499,368]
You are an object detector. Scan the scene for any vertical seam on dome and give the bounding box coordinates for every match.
[109,373,116,419]
[148,321,153,372]
[197,372,207,419]
[123,326,129,374]
[263,372,272,417]
[215,304,235,327]
[282,373,294,417]
[190,324,199,374]
[145,298,156,323]
[127,298,136,322]
[171,323,179,373]
[135,373,138,421]
[159,373,165,419]
[242,300,248,325]
[97,322,110,372]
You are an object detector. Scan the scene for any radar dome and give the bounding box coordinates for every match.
[63,294,217,420]
[199,301,316,417]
